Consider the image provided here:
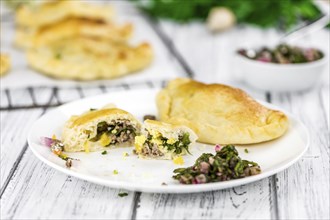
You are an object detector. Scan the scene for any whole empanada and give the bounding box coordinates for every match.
[27,37,153,80]
[15,18,133,49]
[16,1,113,28]
[156,78,289,145]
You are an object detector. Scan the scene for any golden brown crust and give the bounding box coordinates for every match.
[62,107,141,152]
[0,54,10,76]
[156,78,289,145]
[26,37,153,80]
[71,108,130,127]
[16,1,114,28]
[15,18,133,49]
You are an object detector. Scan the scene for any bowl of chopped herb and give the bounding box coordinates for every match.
[235,44,327,92]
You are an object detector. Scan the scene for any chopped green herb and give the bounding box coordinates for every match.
[244,149,249,153]
[101,150,107,155]
[118,192,128,197]
[160,132,191,155]
[113,170,119,175]
[89,121,137,144]
[90,108,97,111]
[173,145,261,184]
[55,53,62,60]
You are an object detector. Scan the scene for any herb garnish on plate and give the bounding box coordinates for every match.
[173,145,260,184]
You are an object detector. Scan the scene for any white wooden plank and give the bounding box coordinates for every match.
[56,87,83,103]
[0,89,9,108]
[0,109,43,188]
[271,88,329,220]
[0,149,135,220]
[79,87,104,98]
[33,87,58,106]
[5,88,34,106]
[159,21,270,102]
[321,85,329,129]
[136,179,272,219]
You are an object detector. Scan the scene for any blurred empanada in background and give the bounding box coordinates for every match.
[0,54,11,76]
[15,0,114,28]
[15,18,133,49]
[27,37,153,80]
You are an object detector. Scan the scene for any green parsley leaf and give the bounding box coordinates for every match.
[118,192,128,197]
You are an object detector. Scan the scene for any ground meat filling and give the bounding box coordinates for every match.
[89,119,137,145]
[141,142,164,157]
[140,132,164,157]
[140,131,191,157]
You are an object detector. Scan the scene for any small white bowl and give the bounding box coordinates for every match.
[235,52,328,92]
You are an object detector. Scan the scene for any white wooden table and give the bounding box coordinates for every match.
[1,2,329,219]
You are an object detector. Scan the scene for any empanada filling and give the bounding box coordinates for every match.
[88,120,138,146]
[135,131,191,157]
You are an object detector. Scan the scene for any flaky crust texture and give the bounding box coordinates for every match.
[26,37,153,80]
[62,108,141,152]
[156,78,289,145]
[16,1,114,28]
[15,18,133,49]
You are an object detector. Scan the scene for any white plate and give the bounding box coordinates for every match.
[27,88,309,193]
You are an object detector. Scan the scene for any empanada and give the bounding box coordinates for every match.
[62,106,141,152]
[0,54,10,76]
[15,18,133,49]
[157,78,289,145]
[16,0,113,28]
[134,119,197,160]
[26,37,153,80]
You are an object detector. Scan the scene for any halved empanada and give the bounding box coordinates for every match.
[62,106,141,152]
[134,120,197,160]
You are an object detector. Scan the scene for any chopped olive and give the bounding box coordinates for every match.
[143,115,156,121]
[101,150,107,155]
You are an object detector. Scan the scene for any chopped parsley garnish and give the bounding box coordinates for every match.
[113,170,119,175]
[101,150,107,155]
[161,132,191,155]
[118,192,128,197]
[244,148,249,153]
[173,145,261,184]
[55,53,62,60]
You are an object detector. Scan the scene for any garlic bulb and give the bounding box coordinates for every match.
[207,7,236,33]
